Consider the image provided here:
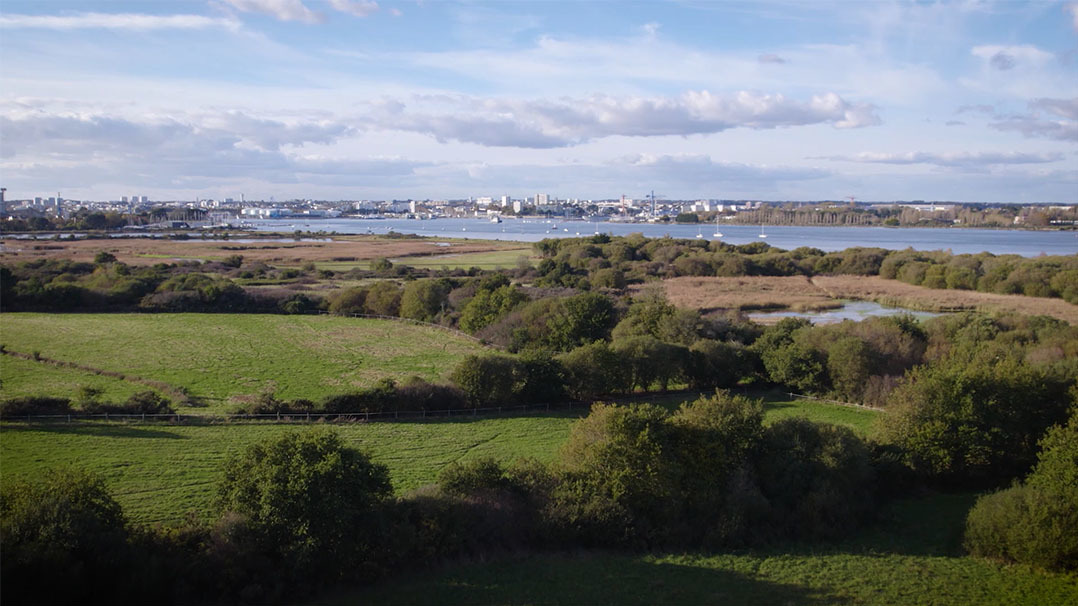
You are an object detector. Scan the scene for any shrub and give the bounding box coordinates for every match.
[881,356,1073,484]
[1,468,129,604]
[558,341,631,399]
[216,429,392,585]
[756,418,876,540]
[0,396,73,419]
[450,354,519,407]
[964,414,1078,571]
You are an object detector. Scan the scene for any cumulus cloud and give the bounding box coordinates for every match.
[989,51,1015,71]
[361,91,880,148]
[816,151,1065,169]
[222,0,322,23]
[1068,3,1078,31]
[991,97,1078,142]
[0,12,241,31]
[328,0,379,18]
[971,44,1054,68]
[0,110,395,190]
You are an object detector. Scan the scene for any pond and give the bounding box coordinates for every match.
[748,300,944,325]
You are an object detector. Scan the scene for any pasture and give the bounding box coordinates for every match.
[0,393,879,525]
[344,492,1078,606]
[0,313,488,412]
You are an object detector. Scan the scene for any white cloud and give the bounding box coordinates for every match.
[971,45,1054,66]
[222,0,322,23]
[361,91,880,148]
[991,97,1078,142]
[1067,3,1078,31]
[328,0,379,18]
[0,12,241,31]
[816,150,1065,169]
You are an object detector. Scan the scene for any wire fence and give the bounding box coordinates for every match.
[2,400,590,424]
[785,392,886,412]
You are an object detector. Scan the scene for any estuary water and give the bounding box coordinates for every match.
[748,301,944,325]
[249,218,1077,257]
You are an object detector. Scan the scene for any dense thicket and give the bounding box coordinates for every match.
[964,413,1078,571]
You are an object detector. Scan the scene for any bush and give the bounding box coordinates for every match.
[216,428,392,585]
[1,468,129,604]
[756,418,876,540]
[881,356,1073,484]
[450,354,519,407]
[964,414,1078,571]
[0,396,73,419]
[964,483,1078,571]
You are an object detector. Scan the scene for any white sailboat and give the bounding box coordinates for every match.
[713,216,723,238]
[696,226,703,238]
[758,224,767,239]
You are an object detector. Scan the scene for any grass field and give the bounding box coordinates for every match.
[0,393,878,525]
[338,492,1078,606]
[0,355,166,402]
[0,313,487,412]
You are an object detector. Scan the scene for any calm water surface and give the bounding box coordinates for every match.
[250,218,1077,257]
[749,301,943,325]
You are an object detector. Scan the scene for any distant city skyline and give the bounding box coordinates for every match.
[1,0,1076,203]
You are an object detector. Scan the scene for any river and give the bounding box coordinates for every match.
[249,218,1077,257]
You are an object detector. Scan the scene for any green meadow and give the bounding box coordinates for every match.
[0,393,877,526]
[0,313,488,412]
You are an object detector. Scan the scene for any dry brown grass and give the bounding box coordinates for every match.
[644,275,1078,325]
[0,235,521,266]
[649,276,842,312]
[811,275,1078,325]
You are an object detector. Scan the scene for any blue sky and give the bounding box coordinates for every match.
[1,0,1076,202]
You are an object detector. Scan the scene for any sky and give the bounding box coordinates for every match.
[1,0,1076,203]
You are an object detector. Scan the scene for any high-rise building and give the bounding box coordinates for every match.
[536,193,549,205]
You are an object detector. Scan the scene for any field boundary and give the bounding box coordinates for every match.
[0,348,192,404]
[320,311,493,346]
[1,401,586,424]
[785,391,886,412]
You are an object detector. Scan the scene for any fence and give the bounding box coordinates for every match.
[785,392,886,412]
[4,400,588,424]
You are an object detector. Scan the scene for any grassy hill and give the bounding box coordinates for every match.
[0,313,488,413]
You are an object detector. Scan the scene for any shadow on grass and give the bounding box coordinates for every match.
[350,552,846,606]
[0,423,187,440]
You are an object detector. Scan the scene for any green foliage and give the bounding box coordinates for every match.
[558,341,631,399]
[1,468,129,604]
[329,286,368,315]
[216,428,392,582]
[400,279,451,322]
[964,414,1078,571]
[450,354,519,407]
[459,284,528,333]
[93,251,117,264]
[611,335,688,392]
[756,418,876,540]
[881,355,1074,484]
[687,339,754,389]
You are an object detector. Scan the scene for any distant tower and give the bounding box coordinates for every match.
[56,192,63,219]
[1,187,6,216]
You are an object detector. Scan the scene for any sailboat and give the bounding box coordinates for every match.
[695,226,703,239]
[758,224,767,239]
[713,216,723,238]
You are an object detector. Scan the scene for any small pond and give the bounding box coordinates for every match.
[748,300,944,325]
